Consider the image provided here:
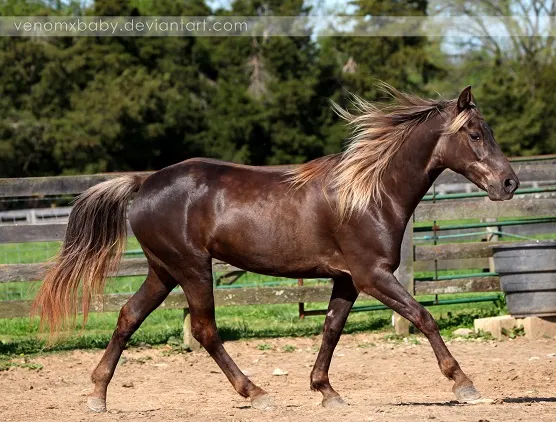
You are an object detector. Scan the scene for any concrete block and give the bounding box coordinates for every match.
[474,315,517,339]
[474,315,556,339]
[183,309,201,351]
[521,316,556,339]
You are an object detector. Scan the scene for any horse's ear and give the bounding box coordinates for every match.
[457,86,475,112]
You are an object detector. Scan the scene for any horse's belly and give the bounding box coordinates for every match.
[212,254,343,279]
[208,232,346,279]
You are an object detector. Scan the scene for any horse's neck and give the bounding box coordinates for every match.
[383,115,445,219]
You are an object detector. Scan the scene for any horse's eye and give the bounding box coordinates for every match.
[470,133,481,142]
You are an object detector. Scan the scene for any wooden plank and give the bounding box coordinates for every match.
[3,198,553,244]
[415,276,500,295]
[0,222,139,244]
[0,255,498,296]
[0,261,153,283]
[414,240,544,261]
[1,161,553,198]
[415,242,496,261]
[212,262,242,273]
[509,154,556,164]
[435,164,556,185]
[0,275,502,319]
[0,285,337,318]
[0,259,242,283]
[415,198,556,221]
[103,291,187,312]
[88,286,337,312]
[0,263,49,283]
[394,219,413,336]
[413,257,490,272]
[0,223,67,243]
[0,173,152,197]
[213,285,333,307]
[0,300,32,318]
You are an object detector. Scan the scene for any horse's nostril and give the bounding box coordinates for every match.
[503,178,517,193]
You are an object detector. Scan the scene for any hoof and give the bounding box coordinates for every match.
[322,396,348,409]
[87,396,107,413]
[453,384,482,403]
[251,393,273,410]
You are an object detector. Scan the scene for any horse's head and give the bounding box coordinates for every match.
[436,86,519,201]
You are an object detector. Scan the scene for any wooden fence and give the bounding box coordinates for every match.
[1,157,555,346]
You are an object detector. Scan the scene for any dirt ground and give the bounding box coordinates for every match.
[2,333,555,422]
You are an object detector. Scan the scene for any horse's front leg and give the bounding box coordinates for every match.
[353,265,481,403]
[311,276,358,408]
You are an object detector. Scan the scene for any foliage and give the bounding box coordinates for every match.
[433,0,556,156]
[0,359,43,371]
[256,343,273,350]
[282,344,296,352]
[436,307,501,332]
[501,324,525,339]
[1,0,553,178]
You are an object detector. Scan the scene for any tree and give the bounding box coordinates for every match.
[2,0,550,178]
[200,0,331,165]
[316,0,444,152]
[0,0,216,176]
[434,0,556,155]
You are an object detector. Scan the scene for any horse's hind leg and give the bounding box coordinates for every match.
[87,265,176,412]
[310,277,358,408]
[175,257,271,409]
[354,267,481,403]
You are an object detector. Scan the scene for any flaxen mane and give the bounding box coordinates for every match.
[288,82,478,221]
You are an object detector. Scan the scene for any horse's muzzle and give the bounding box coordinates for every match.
[487,176,519,201]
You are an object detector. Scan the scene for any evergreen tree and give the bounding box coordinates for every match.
[0,0,553,178]
[317,0,444,153]
[202,0,330,165]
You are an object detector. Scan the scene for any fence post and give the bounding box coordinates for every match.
[483,197,499,273]
[394,217,414,336]
[183,308,201,351]
[298,278,305,319]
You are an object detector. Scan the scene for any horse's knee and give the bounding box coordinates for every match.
[414,307,438,335]
[191,319,217,347]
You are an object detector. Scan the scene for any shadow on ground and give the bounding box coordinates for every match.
[396,397,556,407]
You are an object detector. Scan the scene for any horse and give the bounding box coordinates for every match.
[32,84,519,412]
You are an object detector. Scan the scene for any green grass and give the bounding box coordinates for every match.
[414,268,487,280]
[0,292,503,357]
[0,241,61,265]
[0,238,142,265]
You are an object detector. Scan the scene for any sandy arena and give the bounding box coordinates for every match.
[2,333,555,422]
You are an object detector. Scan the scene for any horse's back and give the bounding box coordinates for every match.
[129,157,289,233]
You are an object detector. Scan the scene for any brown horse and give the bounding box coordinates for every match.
[33,84,518,412]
